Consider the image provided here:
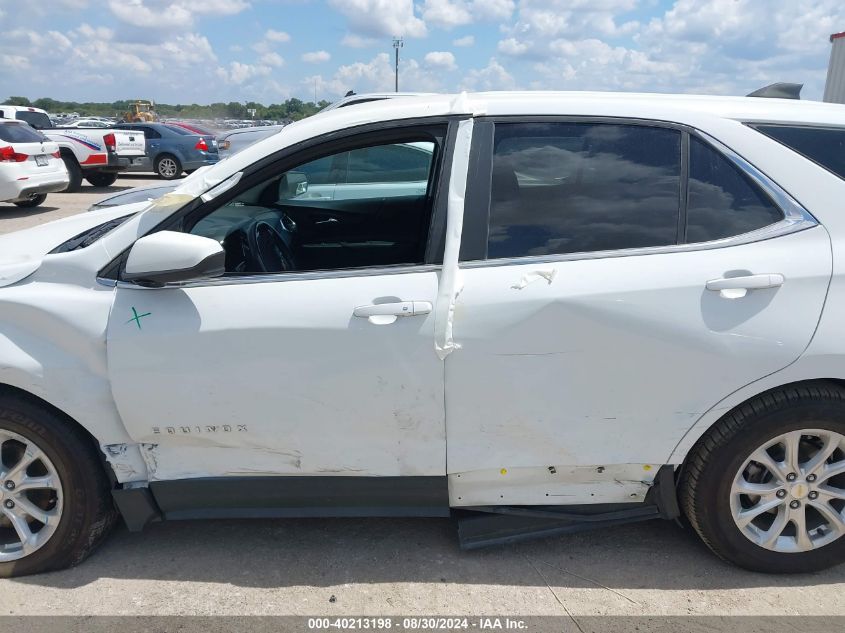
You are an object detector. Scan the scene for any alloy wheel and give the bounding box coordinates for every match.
[0,430,63,562]
[158,158,178,178]
[731,429,845,553]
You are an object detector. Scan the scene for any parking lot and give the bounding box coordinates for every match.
[0,177,843,622]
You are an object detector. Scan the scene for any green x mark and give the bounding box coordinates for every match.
[126,307,152,330]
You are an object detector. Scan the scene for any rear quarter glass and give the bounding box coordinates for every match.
[752,124,845,181]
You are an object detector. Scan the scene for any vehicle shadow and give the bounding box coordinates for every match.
[0,205,61,220]
[14,516,845,590]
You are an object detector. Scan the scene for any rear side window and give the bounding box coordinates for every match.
[487,122,681,258]
[14,111,52,130]
[753,125,845,181]
[686,137,783,243]
[0,123,46,143]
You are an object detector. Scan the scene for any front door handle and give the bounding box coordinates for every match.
[706,273,784,299]
[353,301,432,324]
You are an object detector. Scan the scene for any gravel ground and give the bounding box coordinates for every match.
[1,176,845,627]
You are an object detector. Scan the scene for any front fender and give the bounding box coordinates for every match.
[0,280,149,482]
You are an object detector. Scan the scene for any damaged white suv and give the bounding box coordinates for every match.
[2,92,845,576]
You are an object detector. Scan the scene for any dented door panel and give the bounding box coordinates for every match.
[446,227,831,505]
[106,271,445,481]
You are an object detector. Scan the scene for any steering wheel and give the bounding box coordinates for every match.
[250,221,295,272]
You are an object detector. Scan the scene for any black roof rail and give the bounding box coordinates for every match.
[746,82,803,99]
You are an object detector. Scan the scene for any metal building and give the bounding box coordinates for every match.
[824,32,845,104]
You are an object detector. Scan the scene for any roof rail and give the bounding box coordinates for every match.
[746,82,803,99]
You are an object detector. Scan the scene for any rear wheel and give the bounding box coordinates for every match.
[13,194,47,208]
[682,383,845,573]
[85,172,118,188]
[0,395,116,577]
[61,156,84,193]
[155,154,182,180]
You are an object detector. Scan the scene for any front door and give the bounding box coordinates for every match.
[105,123,453,514]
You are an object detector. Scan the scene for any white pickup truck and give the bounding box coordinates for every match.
[0,105,146,191]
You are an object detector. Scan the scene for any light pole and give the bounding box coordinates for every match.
[393,37,403,92]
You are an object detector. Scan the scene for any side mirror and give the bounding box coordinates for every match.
[278,171,308,200]
[124,231,225,286]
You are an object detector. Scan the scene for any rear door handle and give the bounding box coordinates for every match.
[706,273,784,298]
[353,301,432,324]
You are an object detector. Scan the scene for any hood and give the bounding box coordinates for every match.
[0,204,144,287]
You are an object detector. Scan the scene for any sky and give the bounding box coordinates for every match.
[0,0,843,105]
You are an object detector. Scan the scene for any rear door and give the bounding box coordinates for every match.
[446,119,832,507]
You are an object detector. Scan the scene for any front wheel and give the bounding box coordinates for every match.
[13,194,47,208]
[682,383,845,573]
[85,172,118,188]
[155,154,182,180]
[0,395,116,577]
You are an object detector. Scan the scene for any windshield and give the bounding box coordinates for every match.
[15,111,52,130]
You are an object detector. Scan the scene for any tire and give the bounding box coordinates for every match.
[13,194,47,208]
[155,154,182,180]
[85,172,118,188]
[0,394,116,577]
[61,155,84,193]
[681,382,845,573]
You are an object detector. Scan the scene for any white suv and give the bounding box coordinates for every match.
[0,120,68,207]
[1,91,845,576]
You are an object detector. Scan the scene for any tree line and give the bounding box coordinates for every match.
[3,96,333,121]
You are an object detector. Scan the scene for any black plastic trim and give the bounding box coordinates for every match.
[149,475,451,520]
[112,487,162,532]
[459,120,494,262]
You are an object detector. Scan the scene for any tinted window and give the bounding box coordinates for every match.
[0,122,47,143]
[188,135,442,274]
[686,137,783,243]
[14,111,52,129]
[487,122,681,258]
[754,125,845,181]
[347,143,432,184]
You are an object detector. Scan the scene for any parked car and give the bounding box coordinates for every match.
[62,119,112,128]
[5,91,845,577]
[0,120,68,207]
[0,105,146,191]
[88,181,177,211]
[164,121,218,137]
[116,122,218,180]
[217,124,283,159]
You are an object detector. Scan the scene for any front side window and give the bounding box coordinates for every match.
[686,137,783,243]
[487,122,682,258]
[187,133,442,274]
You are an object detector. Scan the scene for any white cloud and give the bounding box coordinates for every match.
[260,52,285,67]
[302,50,331,63]
[422,0,514,28]
[453,35,475,47]
[424,51,456,70]
[462,58,517,91]
[328,0,427,38]
[107,0,249,28]
[341,34,379,48]
[216,61,272,85]
[265,29,291,43]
